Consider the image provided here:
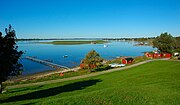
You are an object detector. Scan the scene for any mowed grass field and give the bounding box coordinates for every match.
[0,60,180,105]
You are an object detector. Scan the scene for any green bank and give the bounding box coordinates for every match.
[39,40,107,45]
[0,60,180,105]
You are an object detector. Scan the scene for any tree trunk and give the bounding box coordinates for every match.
[0,81,2,94]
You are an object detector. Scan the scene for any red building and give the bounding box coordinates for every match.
[153,53,163,58]
[80,63,87,69]
[121,57,134,64]
[163,53,172,58]
[80,63,97,69]
[145,52,153,58]
[145,52,172,58]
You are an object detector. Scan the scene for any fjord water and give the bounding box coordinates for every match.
[18,40,155,75]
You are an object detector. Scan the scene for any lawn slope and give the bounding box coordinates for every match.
[0,60,180,105]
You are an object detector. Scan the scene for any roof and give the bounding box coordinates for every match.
[124,57,133,61]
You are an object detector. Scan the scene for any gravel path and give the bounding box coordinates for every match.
[6,60,153,89]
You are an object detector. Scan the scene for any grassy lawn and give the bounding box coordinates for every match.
[0,60,180,105]
[39,40,107,45]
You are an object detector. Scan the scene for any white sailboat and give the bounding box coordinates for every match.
[104,45,108,48]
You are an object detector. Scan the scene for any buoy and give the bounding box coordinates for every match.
[60,73,64,76]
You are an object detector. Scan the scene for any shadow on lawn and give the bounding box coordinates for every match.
[9,85,44,93]
[1,79,101,103]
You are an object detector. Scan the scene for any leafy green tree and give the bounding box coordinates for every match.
[0,25,23,93]
[153,32,176,53]
[174,37,180,53]
[82,50,103,70]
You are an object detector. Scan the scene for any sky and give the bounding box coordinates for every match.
[0,0,180,38]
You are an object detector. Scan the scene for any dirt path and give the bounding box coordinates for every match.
[6,60,154,89]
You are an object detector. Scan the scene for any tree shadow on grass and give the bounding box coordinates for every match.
[8,85,43,93]
[0,79,101,103]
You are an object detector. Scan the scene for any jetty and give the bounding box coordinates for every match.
[25,56,70,69]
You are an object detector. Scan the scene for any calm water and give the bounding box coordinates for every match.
[17,40,155,75]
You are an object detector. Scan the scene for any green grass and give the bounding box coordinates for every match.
[134,56,151,63]
[40,40,107,45]
[0,60,180,105]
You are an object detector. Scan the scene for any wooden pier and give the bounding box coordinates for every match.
[25,56,70,69]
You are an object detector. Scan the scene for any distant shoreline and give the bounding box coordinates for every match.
[38,40,107,45]
[16,37,156,41]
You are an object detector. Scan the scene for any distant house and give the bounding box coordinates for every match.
[153,53,163,58]
[144,52,172,58]
[121,57,134,64]
[163,53,172,58]
[145,52,153,58]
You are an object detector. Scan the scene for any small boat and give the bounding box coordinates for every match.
[103,45,108,48]
[63,55,68,58]
[109,63,125,67]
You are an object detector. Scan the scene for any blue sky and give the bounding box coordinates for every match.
[0,0,180,38]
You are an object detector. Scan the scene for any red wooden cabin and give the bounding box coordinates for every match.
[163,53,172,58]
[145,52,153,58]
[153,53,163,58]
[121,57,134,64]
[145,52,172,58]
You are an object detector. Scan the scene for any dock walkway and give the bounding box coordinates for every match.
[25,56,70,69]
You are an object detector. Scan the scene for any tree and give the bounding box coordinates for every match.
[153,32,176,53]
[81,50,103,70]
[0,25,23,93]
[174,37,180,53]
